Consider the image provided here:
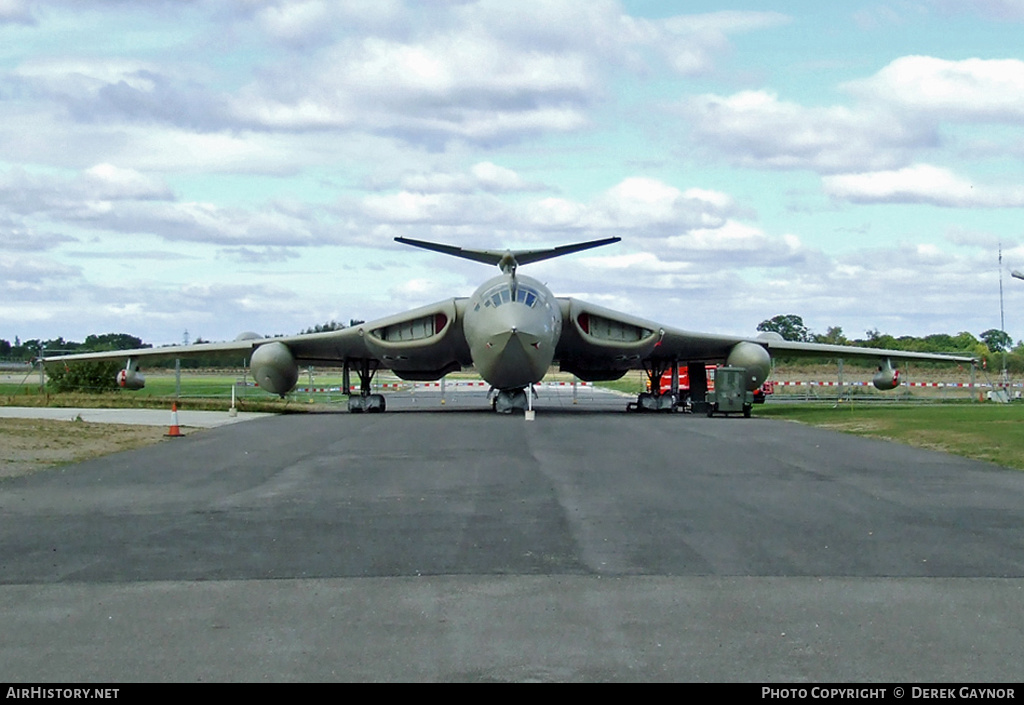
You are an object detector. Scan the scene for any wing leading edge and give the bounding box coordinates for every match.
[554,296,975,378]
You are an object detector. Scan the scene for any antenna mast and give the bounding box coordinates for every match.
[999,243,1008,389]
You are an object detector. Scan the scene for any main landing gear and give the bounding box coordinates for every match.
[627,359,680,413]
[344,359,386,413]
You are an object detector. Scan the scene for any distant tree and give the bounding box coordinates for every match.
[814,326,848,345]
[859,329,899,349]
[302,320,347,334]
[757,314,811,342]
[83,333,147,351]
[981,329,1013,353]
[12,338,43,360]
[0,339,10,357]
[952,331,980,350]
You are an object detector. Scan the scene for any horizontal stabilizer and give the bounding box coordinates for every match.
[395,236,620,273]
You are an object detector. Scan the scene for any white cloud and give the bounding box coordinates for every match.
[579,177,734,233]
[529,197,588,229]
[845,56,1024,122]
[228,31,596,142]
[664,220,811,269]
[361,191,508,226]
[682,90,930,173]
[679,57,1024,178]
[397,162,544,194]
[928,0,1024,21]
[0,221,76,251]
[576,251,694,274]
[823,164,1024,207]
[83,164,174,201]
[0,254,80,303]
[249,0,407,46]
[470,162,530,192]
[0,165,175,221]
[1,2,795,155]
[254,1,343,45]
[220,4,792,144]
[357,176,736,239]
[0,0,33,24]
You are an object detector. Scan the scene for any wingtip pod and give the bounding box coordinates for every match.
[727,341,772,391]
[395,236,620,272]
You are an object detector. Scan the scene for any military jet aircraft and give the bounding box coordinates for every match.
[44,236,975,414]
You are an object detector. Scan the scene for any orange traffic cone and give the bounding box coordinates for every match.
[165,402,184,438]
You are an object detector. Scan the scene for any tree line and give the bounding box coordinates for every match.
[757,314,1023,372]
[1,333,149,361]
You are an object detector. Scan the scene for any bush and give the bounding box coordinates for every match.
[45,361,121,393]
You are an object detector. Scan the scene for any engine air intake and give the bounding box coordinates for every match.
[577,312,652,342]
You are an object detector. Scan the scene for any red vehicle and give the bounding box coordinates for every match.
[655,365,774,403]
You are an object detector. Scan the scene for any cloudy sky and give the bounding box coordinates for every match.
[3,0,1024,347]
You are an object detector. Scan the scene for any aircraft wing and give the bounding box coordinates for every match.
[554,297,975,382]
[41,339,260,365]
[754,338,976,364]
[281,298,472,378]
[42,298,474,394]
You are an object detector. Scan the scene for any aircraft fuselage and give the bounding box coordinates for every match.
[463,272,561,390]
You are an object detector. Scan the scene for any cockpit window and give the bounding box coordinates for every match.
[481,283,541,309]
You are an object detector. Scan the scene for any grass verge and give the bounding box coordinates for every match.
[758,402,1024,470]
[0,418,169,480]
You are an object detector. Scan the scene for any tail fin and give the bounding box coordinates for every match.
[395,236,620,273]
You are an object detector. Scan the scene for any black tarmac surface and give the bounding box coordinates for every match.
[2,389,1023,681]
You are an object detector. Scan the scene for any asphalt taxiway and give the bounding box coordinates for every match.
[2,389,1023,681]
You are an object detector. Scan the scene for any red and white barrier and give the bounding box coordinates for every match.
[773,380,1016,389]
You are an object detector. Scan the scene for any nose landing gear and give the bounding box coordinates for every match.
[490,387,533,413]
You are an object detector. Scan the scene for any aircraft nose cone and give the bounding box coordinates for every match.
[485,331,542,388]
